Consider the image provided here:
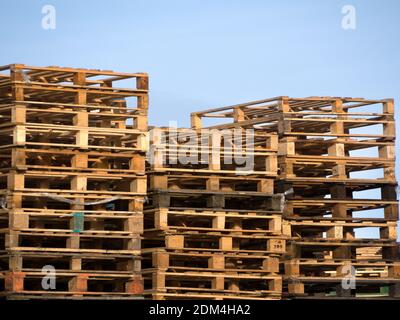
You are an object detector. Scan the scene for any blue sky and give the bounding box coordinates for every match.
[1,0,399,237]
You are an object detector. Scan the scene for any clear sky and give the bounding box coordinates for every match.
[1,0,399,237]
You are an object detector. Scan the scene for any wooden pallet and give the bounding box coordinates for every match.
[143,269,282,300]
[279,156,395,181]
[283,276,400,298]
[0,64,148,108]
[279,136,394,156]
[0,148,146,175]
[148,127,278,175]
[190,97,394,134]
[285,218,397,241]
[0,124,148,152]
[0,101,147,130]
[148,189,283,211]
[285,240,400,264]
[284,258,400,278]
[144,207,282,235]
[3,171,147,194]
[3,230,141,254]
[279,177,397,192]
[149,174,275,193]
[1,271,143,299]
[143,232,286,254]
[0,251,141,274]
[5,207,143,227]
[142,249,280,273]
[284,198,398,216]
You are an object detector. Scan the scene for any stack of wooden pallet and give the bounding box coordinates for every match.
[191,96,400,299]
[0,64,398,301]
[143,127,286,299]
[0,64,148,299]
